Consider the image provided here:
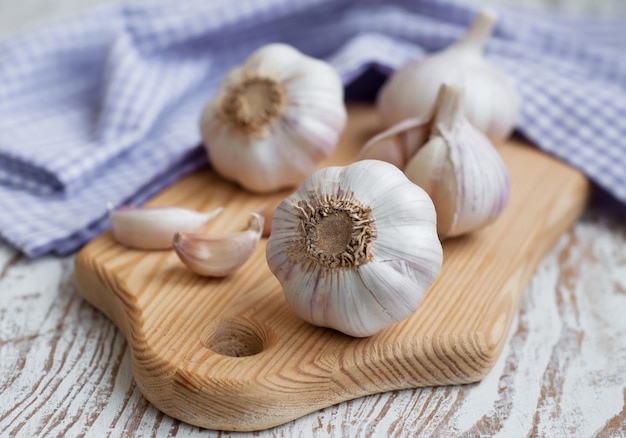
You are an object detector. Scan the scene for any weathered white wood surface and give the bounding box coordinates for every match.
[1,1,626,437]
[2,205,626,437]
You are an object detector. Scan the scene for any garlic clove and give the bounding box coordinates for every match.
[201,43,347,194]
[404,83,510,238]
[357,115,431,169]
[376,9,520,141]
[403,136,457,235]
[303,269,399,339]
[173,212,264,277]
[266,160,442,337]
[110,206,223,250]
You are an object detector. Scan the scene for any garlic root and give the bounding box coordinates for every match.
[266,160,443,337]
[201,43,347,194]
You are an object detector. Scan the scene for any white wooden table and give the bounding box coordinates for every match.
[1,1,626,436]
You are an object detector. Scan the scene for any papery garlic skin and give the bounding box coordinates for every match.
[266,160,443,338]
[358,116,431,169]
[377,10,520,141]
[201,43,347,194]
[404,84,510,238]
[110,206,223,250]
[173,212,263,277]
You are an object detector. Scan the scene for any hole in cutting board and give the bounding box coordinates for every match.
[203,319,265,357]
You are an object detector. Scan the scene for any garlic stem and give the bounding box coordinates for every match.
[173,212,264,277]
[452,9,497,53]
[403,83,510,238]
[430,81,464,135]
[376,9,519,142]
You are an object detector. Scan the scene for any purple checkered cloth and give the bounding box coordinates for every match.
[0,0,625,257]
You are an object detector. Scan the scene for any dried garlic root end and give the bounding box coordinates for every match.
[220,75,287,136]
[266,160,443,338]
[287,197,376,271]
[201,43,347,194]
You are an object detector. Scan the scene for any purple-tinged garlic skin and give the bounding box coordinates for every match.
[404,84,510,238]
[266,160,443,338]
[358,116,431,169]
[174,212,263,277]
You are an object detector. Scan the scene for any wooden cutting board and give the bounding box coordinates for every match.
[74,104,589,432]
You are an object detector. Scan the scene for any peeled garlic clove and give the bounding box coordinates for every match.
[174,212,264,277]
[377,9,520,141]
[358,114,431,169]
[201,43,347,194]
[110,206,223,250]
[266,160,443,338]
[404,84,510,238]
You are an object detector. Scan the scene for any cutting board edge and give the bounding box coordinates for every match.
[74,245,132,340]
[72,238,495,432]
[71,103,593,432]
[72,206,582,434]
[72,162,590,432]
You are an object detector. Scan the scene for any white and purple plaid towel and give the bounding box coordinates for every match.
[0,0,625,257]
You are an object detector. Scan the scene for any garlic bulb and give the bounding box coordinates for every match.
[376,9,519,141]
[200,43,347,193]
[174,212,263,277]
[110,206,223,250]
[402,84,510,238]
[266,160,443,337]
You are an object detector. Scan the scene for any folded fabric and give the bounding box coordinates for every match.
[0,0,624,257]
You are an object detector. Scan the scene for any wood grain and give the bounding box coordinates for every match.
[4,206,626,437]
[71,105,589,431]
[1,1,625,436]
